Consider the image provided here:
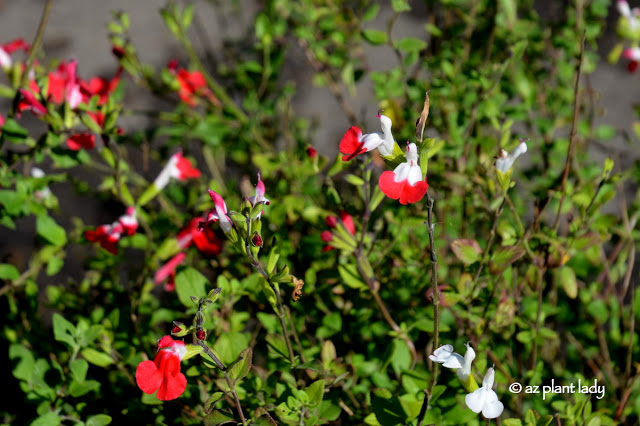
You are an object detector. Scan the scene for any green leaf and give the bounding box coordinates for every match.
[305,380,325,407]
[175,267,208,307]
[395,37,427,52]
[595,124,616,141]
[81,348,114,367]
[53,313,77,349]
[203,409,236,426]
[391,0,411,12]
[536,415,554,426]
[338,264,367,290]
[1,118,29,142]
[86,414,112,426]
[69,359,88,382]
[69,379,101,397]
[362,29,388,45]
[371,388,407,425]
[205,392,226,413]
[30,413,61,426]
[489,245,525,274]
[228,347,253,385]
[266,239,280,275]
[0,263,19,280]
[36,215,67,246]
[450,239,483,265]
[558,266,577,299]
[0,190,27,216]
[362,4,380,21]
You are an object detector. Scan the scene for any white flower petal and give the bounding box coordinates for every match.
[483,367,496,389]
[481,391,504,419]
[442,353,464,369]
[429,344,454,362]
[360,132,385,151]
[378,114,395,156]
[465,388,487,413]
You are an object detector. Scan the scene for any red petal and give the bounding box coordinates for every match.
[379,171,428,205]
[175,157,201,179]
[135,360,163,395]
[340,212,356,235]
[156,352,187,401]
[67,133,96,151]
[339,127,366,161]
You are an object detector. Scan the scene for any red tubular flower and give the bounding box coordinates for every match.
[18,88,47,116]
[0,38,30,68]
[79,67,122,105]
[167,60,220,107]
[154,252,186,287]
[177,217,223,257]
[67,133,96,151]
[47,60,83,108]
[153,151,201,190]
[378,142,428,205]
[84,224,122,255]
[135,336,187,401]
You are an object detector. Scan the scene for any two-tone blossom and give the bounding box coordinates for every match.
[203,190,233,233]
[84,207,138,254]
[154,252,186,291]
[378,142,428,204]
[623,47,640,72]
[618,1,640,30]
[339,112,395,161]
[248,173,270,208]
[0,38,29,69]
[496,140,528,173]
[135,336,187,401]
[465,366,504,419]
[153,151,201,190]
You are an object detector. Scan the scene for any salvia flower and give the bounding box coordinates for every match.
[249,173,270,207]
[496,140,528,173]
[84,207,137,254]
[66,133,96,151]
[465,366,504,419]
[176,217,223,257]
[429,344,464,368]
[339,112,395,161]
[0,38,29,69]
[135,336,188,401]
[167,60,219,107]
[378,142,428,205]
[153,151,201,190]
[430,342,478,392]
[154,252,187,291]
[205,190,233,234]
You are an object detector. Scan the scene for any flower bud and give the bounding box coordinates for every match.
[196,329,206,341]
[251,233,263,247]
[306,146,317,158]
[171,321,190,337]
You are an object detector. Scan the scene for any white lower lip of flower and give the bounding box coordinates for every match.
[0,48,11,68]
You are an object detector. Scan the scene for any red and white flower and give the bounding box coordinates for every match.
[84,207,137,254]
[153,151,201,190]
[339,112,395,161]
[47,60,84,109]
[378,142,428,205]
[0,38,29,69]
[118,206,138,236]
[465,366,504,419]
[135,336,188,401]
[249,173,270,207]
[204,190,232,233]
[618,1,640,30]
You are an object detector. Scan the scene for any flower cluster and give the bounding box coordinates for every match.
[430,343,504,419]
[340,113,428,205]
[83,206,138,254]
[13,56,122,150]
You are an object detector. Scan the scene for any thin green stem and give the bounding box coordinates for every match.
[417,192,440,426]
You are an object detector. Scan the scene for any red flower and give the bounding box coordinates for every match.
[153,151,201,190]
[339,113,395,161]
[0,38,30,68]
[167,60,220,107]
[84,207,137,254]
[378,142,428,205]
[47,60,83,108]
[154,252,186,289]
[84,224,122,255]
[67,133,96,151]
[79,68,122,104]
[18,88,47,116]
[135,336,187,401]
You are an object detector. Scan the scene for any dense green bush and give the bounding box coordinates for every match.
[1,0,638,425]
